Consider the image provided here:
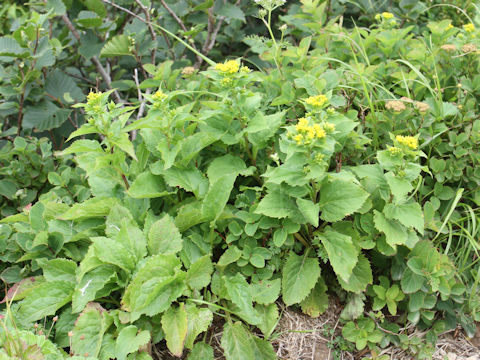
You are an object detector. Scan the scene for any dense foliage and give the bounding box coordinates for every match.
[0,0,479,359]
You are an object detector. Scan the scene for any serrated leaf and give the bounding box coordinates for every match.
[373,210,408,247]
[318,229,358,282]
[256,303,279,338]
[72,303,108,358]
[184,304,213,349]
[217,246,242,267]
[17,281,74,322]
[251,336,277,360]
[187,342,214,360]
[186,255,213,290]
[340,293,366,321]
[60,197,119,220]
[255,188,302,220]
[296,198,320,227]
[385,172,413,202]
[221,322,254,360]
[115,325,151,360]
[101,35,132,57]
[282,252,320,306]
[37,258,76,283]
[129,171,171,198]
[45,69,85,103]
[159,166,209,199]
[23,101,72,131]
[72,265,116,313]
[318,179,369,222]
[300,277,329,317]
[148,214,183,255]
[92,237,136,272]
[162,304,188,357]
[337,253,372,293]
[251,279,281,305]
[224,274,259,325]
[383,203,424,235]
[401,268,424,294]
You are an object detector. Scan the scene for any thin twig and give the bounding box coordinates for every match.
[131,68,151,141]
[61,14,123,104]
[134,0,157,64]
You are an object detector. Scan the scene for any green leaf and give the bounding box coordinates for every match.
[408,292,425,312]
[37,258,76,283]
[251,336,277,360]
[300,277,329,317]
[373,210,408,247]
[224,274,259,325]
[23,101,72,131]
[17,281,74,323]
[92,237,136,272]
[256,303,279,338]
[340,293,365,321]
[72,303,108,358]
[217,246,242,267]
[318,229,359,282]
[255,188,301,220]
[101,35,132,57]
[122,255,186,321]
[217,3,245,22]
[385,172,413,202]
[60,197,119,220]
[401,268,424,294]
[251,279,281,305]
[160,166,209,198]
[162,304,188,357]
[45,69,85,103]
[0,36,24,56]
[72,265,116,313]
[129,171,171,198]
[186,255,213,290]
[383,203,424,235]
[296,198,320,227]
[148,214,183,255]
[221,322,255,360]
[187,342,214,360]
[202,175,237,221]
[282,252,320,306]
[318,179,369,222]
[337,253,372,293]
[184,304,213,349]
[58,139,103,154]
[115,325,151,360]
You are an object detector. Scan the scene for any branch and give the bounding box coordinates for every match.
[61,14,123,104]
[134,0,158,64]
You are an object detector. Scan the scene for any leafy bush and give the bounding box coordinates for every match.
[1,0,479,359]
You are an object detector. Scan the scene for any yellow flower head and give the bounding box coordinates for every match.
[445,23,454,31]
[396,135,418,149]
[324,122,335,133]
[293,134,304,145]
[87,91,102,104]
[152,90,168,102]
[240,66,251,74]
[220,77,233,87]
[463,23,475,32]
[305,94,328,108]
[388,146,402,156]
[313,124,326,139]
[382,12,394,20]
[215,60,240,74]
[295,117,309,132]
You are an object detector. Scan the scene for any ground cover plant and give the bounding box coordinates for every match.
[0,0,479,359]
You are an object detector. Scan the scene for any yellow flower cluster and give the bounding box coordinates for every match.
[293,118,326,144]
[445,23,454,31]
[305,95,328,107]
[463,23,475,32]
[388,146,402,156]
[382,12,394,19]
[152,90,167,102]
[87,91,102,104]
[240,66,251,74]
[215,60,240,74]
[396,135,418,149]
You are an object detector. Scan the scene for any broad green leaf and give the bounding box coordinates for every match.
[58,139,103,154]
[300,277,329,317]
[129,171,171,198]
[1,276,45,303]
[221,322,255,360]
[256,303,279,338]
[187,342,214,360]
[385,172,413,202]
[383,203,424,235]
[318,179,369,222]
[206,154,247,184]
[296,198,320,227]
[340,293,366,321]
[373,210,408,247]
[159,166,209,198]
[101,35,132,57]
[29,202,46,232]
[224,274,259,325]
[217,3,245,22]
[162,304,188,357]
[282,252,320,306]
[184,304,213,349]
[400,268,424,294]
[60,197,119,220]
[255,188,302,220]
[186,255,213,290]
[251,336,277,360]
[122,255,186,321]
[202,175,236,221]
[217,245,242,267]
[337,253,372,293]
[115,325,151,360]
[23,101,72,131]
[175,201,210,231]
[251,278,281,305]
[37,258,76,283]
[0,36,24,56]
[45,69,84,103]
[408,292,425,312]
[148,214,183,255]
[72,303,108,358]
[318,229,358,282]
[17,281,74,323]
[72,265,117,313]
[92,237,136,272]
